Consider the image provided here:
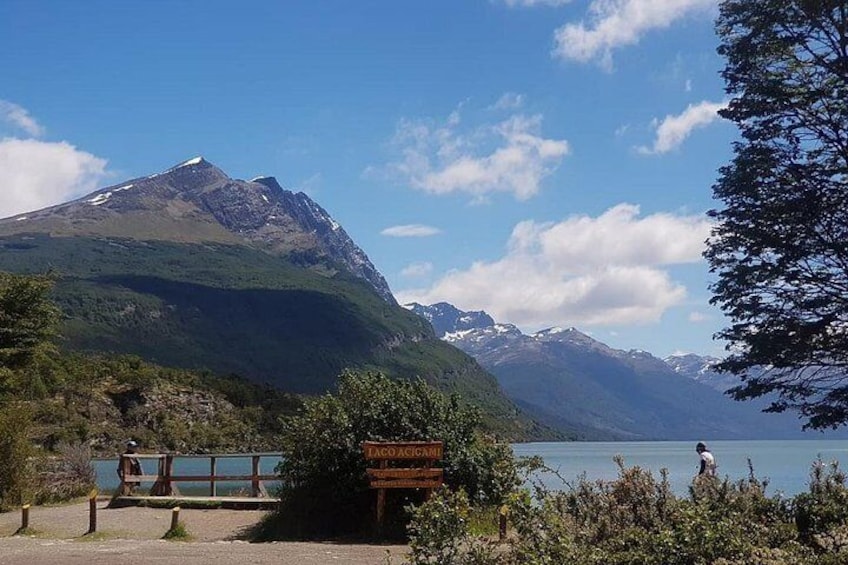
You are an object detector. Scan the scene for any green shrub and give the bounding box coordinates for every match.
[0,405,37,511]
[408,458,824,565]
[794,459,848,554]
[163,521,191,541]
[406,487,500,565]
[262,370,520,539]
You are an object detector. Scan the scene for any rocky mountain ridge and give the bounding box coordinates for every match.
[1,157,394,302]
[663,353,742,392]
[405,301,814,440]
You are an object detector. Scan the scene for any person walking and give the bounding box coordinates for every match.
[696,441,717,477]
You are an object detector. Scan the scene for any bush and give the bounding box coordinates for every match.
[34,441,96,504]
[0,405,37,511]
[406,487,500,565]
[408,458,827,565]
[261,370,520,539]
[794,459,848,556]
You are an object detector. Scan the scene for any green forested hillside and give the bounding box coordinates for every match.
[0,235,544,439]
[16,353,300,455]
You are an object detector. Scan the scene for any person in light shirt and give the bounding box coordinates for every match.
[696,442,717,477]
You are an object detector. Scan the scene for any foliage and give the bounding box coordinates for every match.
[407,487,471,565]
[34,441,96,504]
[406,487,499,565]
[706,1,848,428]
[0,272,59,372]
[405,458,848,565]
[162,520,191,541]
[0,270,301,461]
[264,370,521,539]
[0,341,302,456]
[0,405,37,511]
[794,459,848,555]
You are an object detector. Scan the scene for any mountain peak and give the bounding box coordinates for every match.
[250,176,286,195]
[0,157,395,302]
[170,156,207,169]
[404,302,495,336]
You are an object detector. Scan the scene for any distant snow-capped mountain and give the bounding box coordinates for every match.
[664,353,743,392]
[407,301,815,440]
[405,302,495,337]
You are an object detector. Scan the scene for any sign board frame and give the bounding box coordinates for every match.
[363,440,444,531]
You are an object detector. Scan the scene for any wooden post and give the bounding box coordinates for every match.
[119,455,130,495]
[164,454,179,496]
[376,488,386,527]
[170,507,180,531]
[251,456,259,497]
[499,505,508,541]
[150,455,163,496]
[210,456,217,497]
[88,490,98,534]
[376,459,387,532]
[20,504,30,531]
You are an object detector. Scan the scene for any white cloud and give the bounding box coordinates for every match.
[396,204,712,328]
[688,311,710,322]
[552,0,716,68]
[385,108,569,202]
[490,92,525,110]
[502,0,573,5]
[381,224,442,237]
[637,100,727,154]
[0,100,45,137]
[0,138,110,218]
[401,262,434,278]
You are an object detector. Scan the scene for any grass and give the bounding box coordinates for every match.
[467,506,501,537]
[163,522,192,541]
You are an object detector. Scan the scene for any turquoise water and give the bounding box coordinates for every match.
[513,440,848,497]
[94,441,848,498]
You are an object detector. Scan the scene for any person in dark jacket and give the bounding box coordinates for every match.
[117,440,143,492]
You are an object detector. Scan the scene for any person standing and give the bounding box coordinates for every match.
[696,442,717,477]
[117,440,144,494]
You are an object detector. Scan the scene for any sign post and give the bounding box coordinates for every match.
[362,441,444,532]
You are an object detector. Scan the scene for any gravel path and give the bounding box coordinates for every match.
[0,501,408,564]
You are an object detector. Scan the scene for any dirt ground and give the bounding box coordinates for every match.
[0,500,409,564]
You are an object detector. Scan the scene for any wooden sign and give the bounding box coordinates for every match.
[366,468,444,489]
[363,440,444,532]
[362,441,443,461]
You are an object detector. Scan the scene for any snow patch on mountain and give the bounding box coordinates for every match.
[174,156,204,168]
[88,192,112,206]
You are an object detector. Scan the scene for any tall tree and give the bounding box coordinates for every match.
[706,1,848,428]
[0,272,59,371]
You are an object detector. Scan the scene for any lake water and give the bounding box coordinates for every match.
[513,440,848,497]
[93,440,848,498]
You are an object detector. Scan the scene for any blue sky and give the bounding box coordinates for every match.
[1,0,732,357]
